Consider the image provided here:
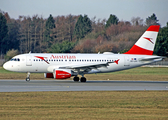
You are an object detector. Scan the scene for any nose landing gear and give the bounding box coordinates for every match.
[26,72,30,82]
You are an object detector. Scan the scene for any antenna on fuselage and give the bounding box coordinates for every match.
[29,51,31,54]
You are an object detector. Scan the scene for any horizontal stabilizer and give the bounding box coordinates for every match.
[139,56,165,62]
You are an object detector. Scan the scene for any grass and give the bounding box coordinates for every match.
[0,67,168,81]
[0,67,168,119]
[0,91,168,120]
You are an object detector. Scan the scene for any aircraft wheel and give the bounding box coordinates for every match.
[73,76,79,82]
[26,72,30,82]
[26,77,30,82]
[80,77,86,82]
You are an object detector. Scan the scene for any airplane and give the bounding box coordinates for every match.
[3,25,164,82]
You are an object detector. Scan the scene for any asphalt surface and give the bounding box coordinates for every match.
[0,80,168,92]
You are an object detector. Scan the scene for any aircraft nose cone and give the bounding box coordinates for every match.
[3,62,10,71]
[3,62,8,70]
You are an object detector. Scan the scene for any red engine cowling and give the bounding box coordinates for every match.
[53,69,71,79]
[44,73,54,78]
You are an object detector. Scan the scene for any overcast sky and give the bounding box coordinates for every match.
[1,0,168,27]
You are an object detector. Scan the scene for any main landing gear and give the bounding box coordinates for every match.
[73,76,79,82]
[80,77,86,82]
[73,76,87,82]
[26,72,30,82]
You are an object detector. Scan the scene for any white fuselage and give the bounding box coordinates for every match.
[3,53,162,74]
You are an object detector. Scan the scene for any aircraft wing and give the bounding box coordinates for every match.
[59,62,113,70]
[59,59,120,71]
[47,59,119,73]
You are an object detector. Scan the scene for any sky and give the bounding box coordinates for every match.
[0,0,168,27]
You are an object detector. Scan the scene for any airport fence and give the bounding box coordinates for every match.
[144,60,168,67]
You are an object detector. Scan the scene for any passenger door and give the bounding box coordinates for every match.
[26,55,32,66]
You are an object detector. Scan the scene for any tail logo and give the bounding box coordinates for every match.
[143,37,154,44]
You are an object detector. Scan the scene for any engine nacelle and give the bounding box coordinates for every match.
[44,73,54,78]
[53,69,71,79]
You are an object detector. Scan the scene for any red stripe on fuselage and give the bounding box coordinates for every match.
[35,56,45,60]
[35,56,50,64]
[124,45,153,55]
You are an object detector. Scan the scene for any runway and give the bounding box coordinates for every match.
[0,80,168,92]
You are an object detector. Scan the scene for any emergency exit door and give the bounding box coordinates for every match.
[124,56,130,66]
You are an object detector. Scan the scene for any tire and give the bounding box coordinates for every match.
[26,77,30,82]
[80,77,86,82]
[73,77,79,82]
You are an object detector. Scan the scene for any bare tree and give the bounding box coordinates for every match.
[131,17,143,26]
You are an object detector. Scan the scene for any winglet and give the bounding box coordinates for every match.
[114,59,120,64]
[124,25,160,55]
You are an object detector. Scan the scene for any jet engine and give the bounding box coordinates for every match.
[44,73,54,78]
[53,69,71,79]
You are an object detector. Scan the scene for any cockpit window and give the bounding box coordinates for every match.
[11,58,20,61]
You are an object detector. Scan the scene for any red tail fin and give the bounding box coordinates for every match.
[124,25,160,55]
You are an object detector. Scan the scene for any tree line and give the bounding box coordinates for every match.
[0,10,168,58]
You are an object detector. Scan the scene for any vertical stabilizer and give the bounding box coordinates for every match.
[124,25,160,55]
